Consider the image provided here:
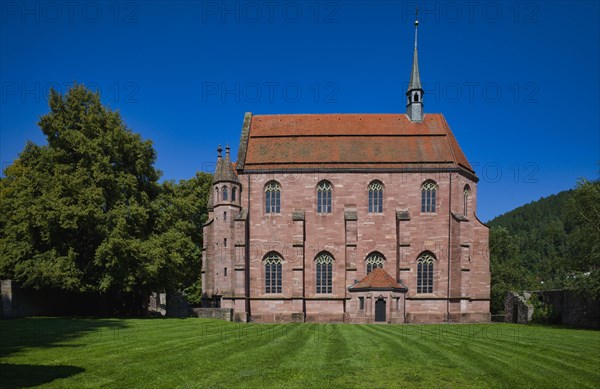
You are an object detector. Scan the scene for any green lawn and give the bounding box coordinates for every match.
[1,318,599,388]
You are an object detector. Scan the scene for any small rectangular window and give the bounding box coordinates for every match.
[359,297,364,310]
[224,211,227,221]
[224,238,227,247]
[224,267,227,277]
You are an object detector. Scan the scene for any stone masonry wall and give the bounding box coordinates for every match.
[234,170,489,323]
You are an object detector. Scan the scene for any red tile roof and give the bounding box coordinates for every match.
[348,268,407,292]
[237,113,474,174]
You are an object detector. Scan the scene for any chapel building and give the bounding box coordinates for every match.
[201,17,490,323]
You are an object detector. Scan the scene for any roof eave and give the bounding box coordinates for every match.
[348,286,408,293]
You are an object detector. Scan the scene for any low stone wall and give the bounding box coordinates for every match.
[191,308,233,321]
[1,280,191,318]
[505,290,599,328]
[1,279,108,318]
[505,292,534,324]
[554,290,599,328]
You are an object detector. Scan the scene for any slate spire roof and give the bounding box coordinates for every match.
[407,12,422,92]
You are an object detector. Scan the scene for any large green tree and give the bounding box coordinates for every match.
[564,178,600,297]
[489,226,534,313]
[148,173,212,304]
[0,84,209,311]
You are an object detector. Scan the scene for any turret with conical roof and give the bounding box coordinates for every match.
[214,145,240,184]
[202,144,244,307]
[209,145,241,211]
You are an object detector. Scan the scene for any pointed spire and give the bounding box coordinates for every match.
[217,144,223,159]
[406,6,424,122]
[407,7,422,92]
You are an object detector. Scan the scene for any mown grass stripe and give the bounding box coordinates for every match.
[188,323,309,388]
[387,323,600,388]
[364,324,492,388]
[1,319,599,389]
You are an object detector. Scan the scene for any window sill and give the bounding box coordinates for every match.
[410,294,439,299]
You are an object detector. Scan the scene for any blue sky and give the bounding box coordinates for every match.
[1,0,599,222]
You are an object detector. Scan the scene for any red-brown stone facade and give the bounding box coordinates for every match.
[203,169,490,323]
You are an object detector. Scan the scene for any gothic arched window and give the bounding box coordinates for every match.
[265,181,281,214]
[232,187,237,202]
[366,252,385,274]
[264,252,283,293]
[315,252,333,293]
[317,181,332,214]
[417,252,435,293]
[368,181,384,213]
[463,185,470,217]
[222,186,228,201]
[421,180,437,213]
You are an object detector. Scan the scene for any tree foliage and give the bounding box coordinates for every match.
[489,226,533,314]
[488,178,600,312]
[152,173,212,304]
[0,84,210,312]
[564,178,600,297]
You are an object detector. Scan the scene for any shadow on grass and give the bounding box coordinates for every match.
[0,363,85,388]
[0,317,133,387]
[0,317,132,358]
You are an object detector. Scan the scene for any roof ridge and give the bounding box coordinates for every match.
[252,113,445,117]
[249,134,448,139]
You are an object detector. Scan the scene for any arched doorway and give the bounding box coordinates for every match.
[375,298,386,322]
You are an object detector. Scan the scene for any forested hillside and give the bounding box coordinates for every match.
[487,180,599,313]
